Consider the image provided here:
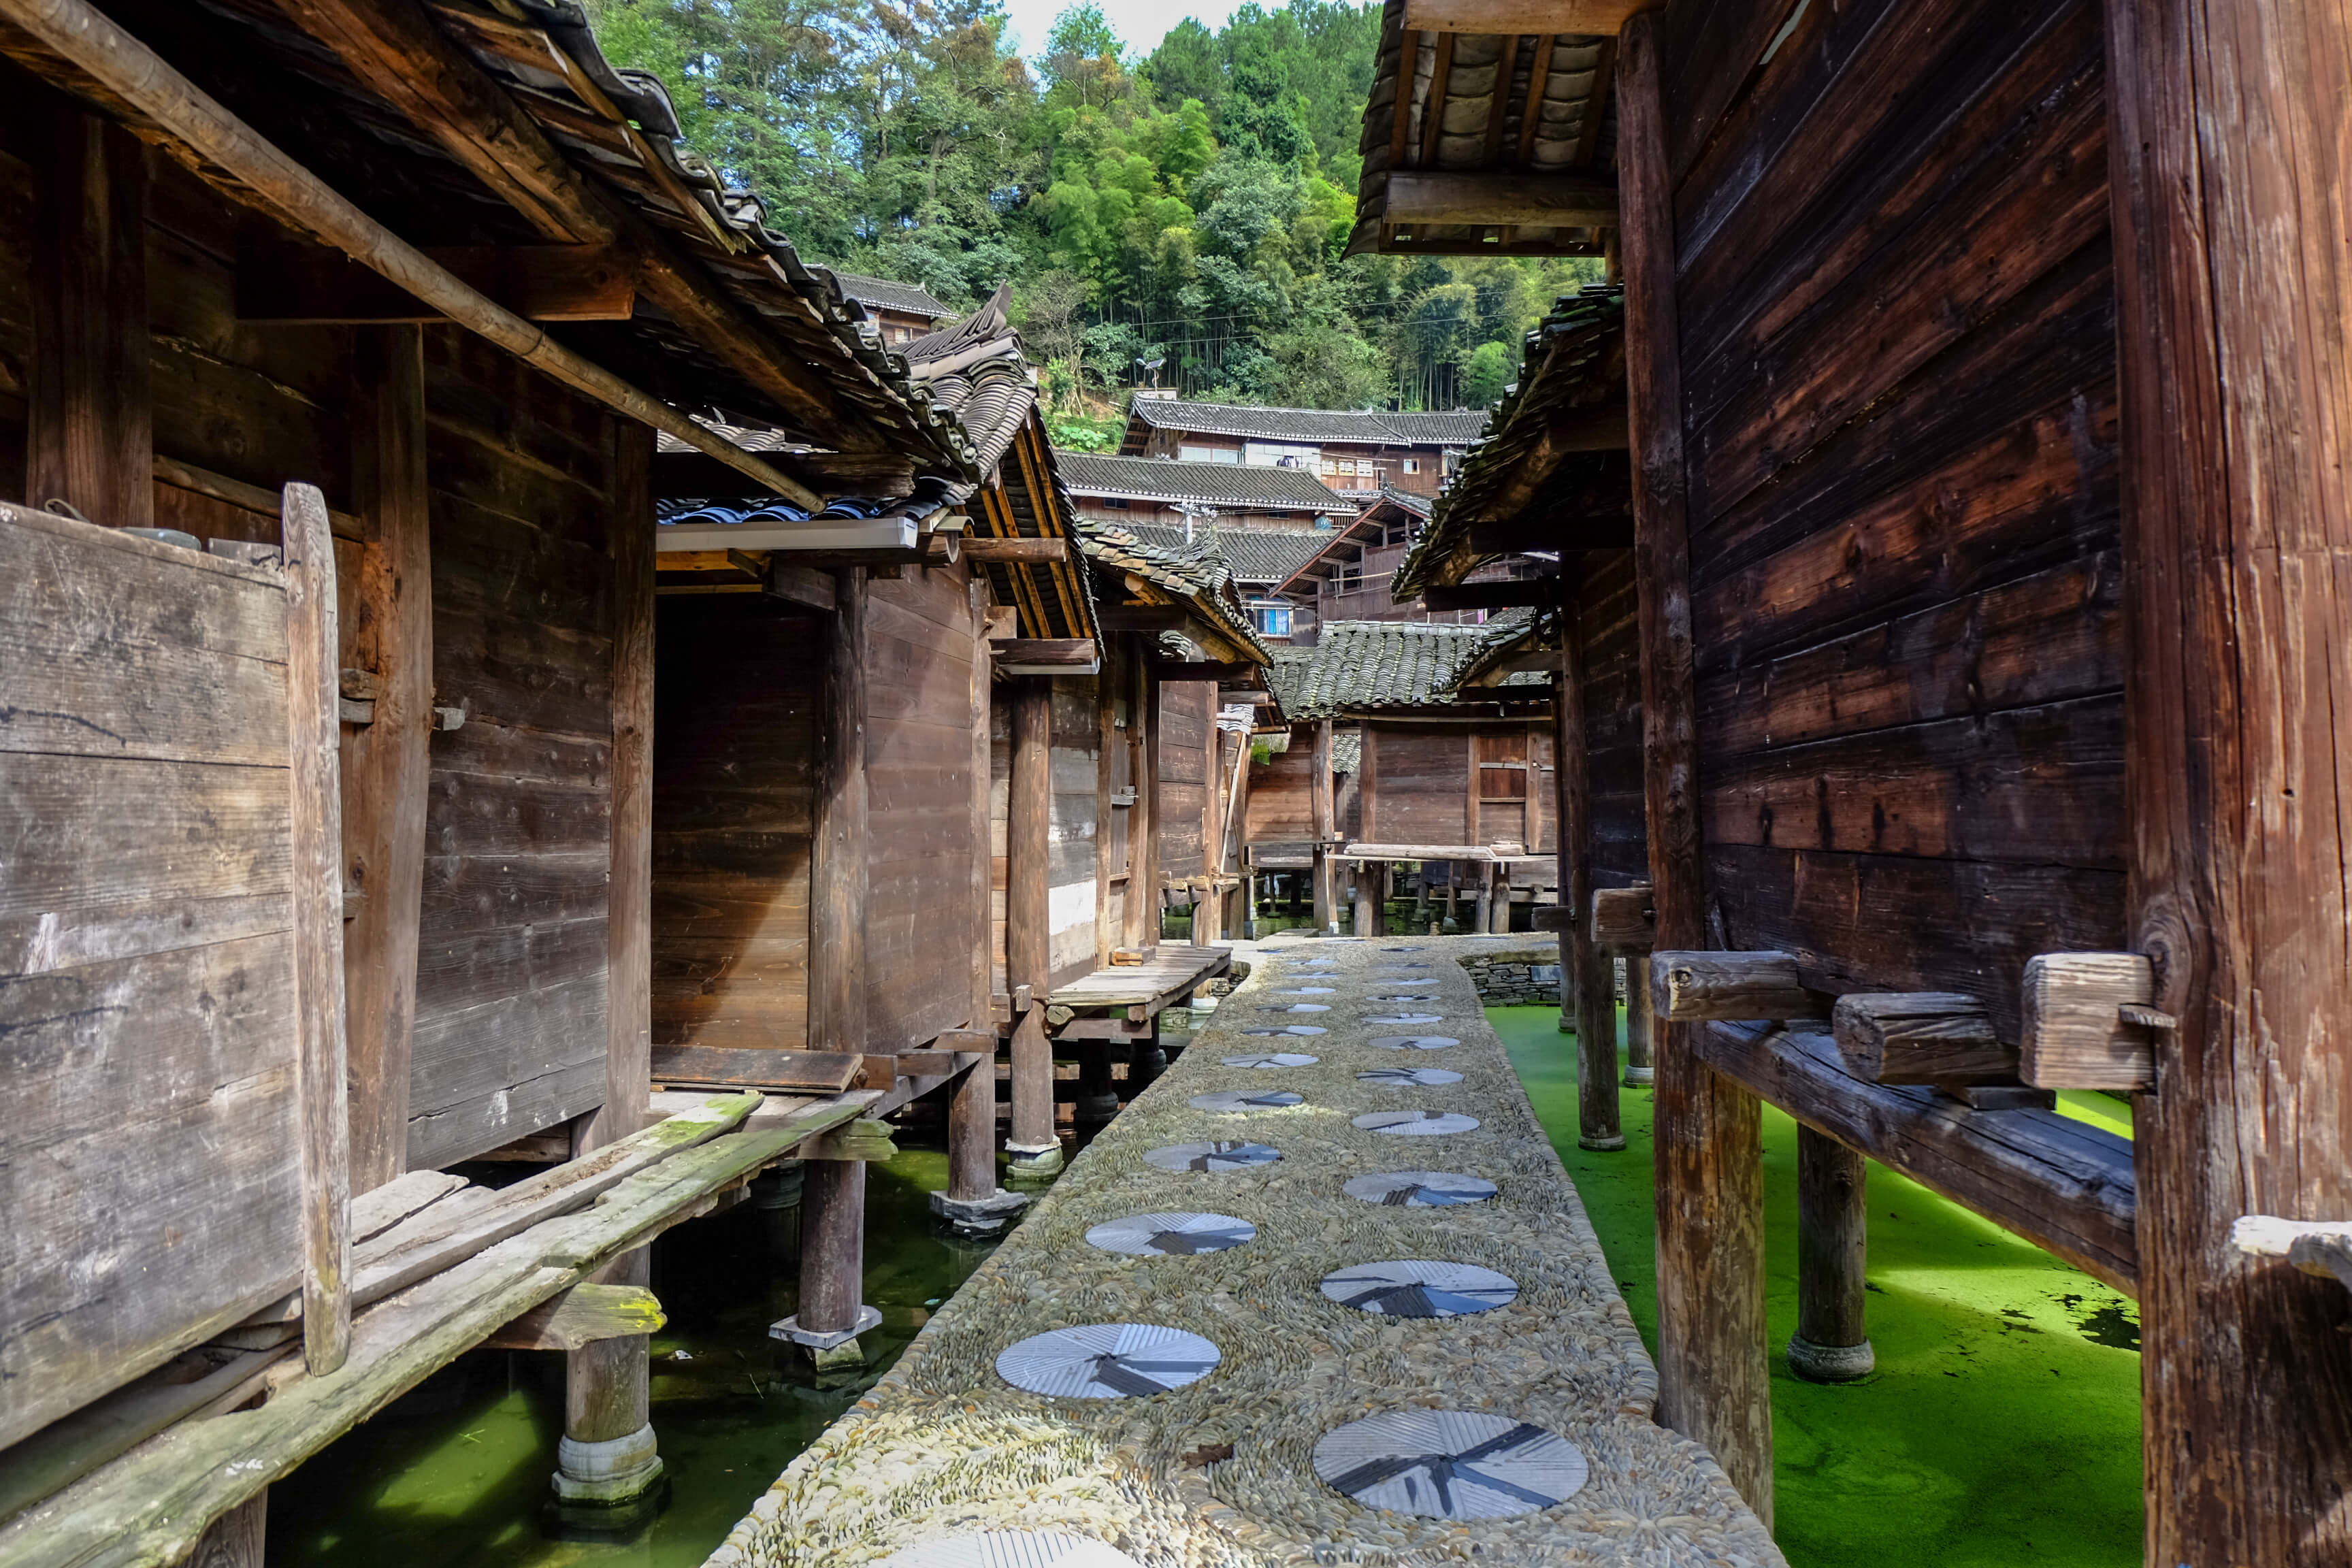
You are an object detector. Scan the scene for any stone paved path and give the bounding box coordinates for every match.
[707,934,1784,1567]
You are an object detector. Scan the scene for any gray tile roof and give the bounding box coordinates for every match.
[1277,615,1544,717]
[1074,520,1278,678]
[823,270,953,321]
[1127,399,1491,447]
[1120,522,1337,586]
[1056,451,1356,512]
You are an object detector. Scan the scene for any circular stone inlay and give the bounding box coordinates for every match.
[1355,1109,1481,1136]
[1192,1090,1305,1113]
[1224,1052,1319,1068]
[1367,1034,1461,1051]
[1357,1066,1465,1087]
[876,1532,1143,1568]
[1367,1012,1444,1026]
[1239,1025,1326,1036]
[1273,986,1338,995]
[1085,1211,1257,1256]
[1320,1259,1520,1318]
[1369,992,1444,1002]
[1311,1410,1588,1519]
[1257,1003,1331,1014]
[1343,1171,1500,1207]
[996,1324,1220,1399]
[1373,976,1439,986]
[1144,1141,1282,1172]
[1290,959,1340,969]
[1381,945,1430,953]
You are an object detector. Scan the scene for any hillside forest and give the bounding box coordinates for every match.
[583,0,1603,441]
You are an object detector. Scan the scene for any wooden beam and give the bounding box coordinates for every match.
[483,1284,664,1352]
[1151,658,1256,681]
[280,486,352,1377]
[1831,993,2015,1086]
[1651,951,1814,1024]
[1096,602,1190,630]
[29,107,149,528]
[237,243,636,323]
[1422,578,1558,612]
[1400,0,1640,33]
[1416,31,1456,170]
[2019,952,2159,1091]
[809,569,868,1051]
[0,0,823,506]
[1618,12,1770,1523]
[961,536,1071,564]
[649,1046,862,1093]
[650,448,919,504]
[152,454,361,541]
[1384,172,1620,230]
[764,561,836,612]
[1699,1022,2137,1294]
[1590,883,1656,949]
[991,637,1098,671]
[340,329,433,1192]
[1512,35,1555,169]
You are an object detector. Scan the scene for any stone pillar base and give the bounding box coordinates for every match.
[930,1187,1030,1236]
[551,1424,664,1506]
[1623,1066,1656,1085]
[1577,1132,1628,1152]
[1786,1335,1876,1384]
[771,1302,881,1355]
[1073,1093,1121,1122]
[1004,1141,1064,1181]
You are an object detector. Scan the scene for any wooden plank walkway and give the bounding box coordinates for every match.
[708,935,1781,1566]
[1049,944,1232,1014]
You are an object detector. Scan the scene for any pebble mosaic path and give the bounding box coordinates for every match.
[707,934,1784,1567]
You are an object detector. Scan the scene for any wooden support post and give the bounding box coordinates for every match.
[282,485,352,1377]
[582,421,655,1156]
[186,1490,266,1568]
[810,568,868,1053]
[1619,12,1770,1522]
[29,107,150,529]
[1560,602,1621,1149]
[342,327,432,1190]
[1487,863,1510,934]
[775,1157,876,1368]
[1005,679,1060,1174]
[1352,862,1377,936]
[1075,1042,1119,1122]
[1311,719,1337,931]
[2106,1,2352,1554]
[932,1036,1028,1234]
[1126,655,1158,953]
[1471,864,1492,934]
[1788,1127,1874,1383]
[1624,954,1654,1085]
[552,1330,662,1509]
[968,582,994,1033]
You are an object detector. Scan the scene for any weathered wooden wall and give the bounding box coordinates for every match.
[1157,681,1215,881]
[649,596,819,1052]
[1243,730,1316,844]
[1048,678,1101,984]
[1663,0,2121,1041]
[864,564,983,1047]
[1578,552,1648,888]
[1361,727,1467,844]
[406,331,622,1167]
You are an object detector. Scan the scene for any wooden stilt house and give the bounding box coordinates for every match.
[1354,0,2352,1556]
[0,1,1013,1558]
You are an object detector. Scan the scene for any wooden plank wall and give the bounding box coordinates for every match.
[1579,553,1649,889]
[1047,678,1099,986]
[1361,727,1469,844]
[406,331,621,1168]
[1244,730,1316,843]
[864,564,983,1046]
[1157,681,1214,881]
[1662,0,2122,1041]
[649,596,819,1052]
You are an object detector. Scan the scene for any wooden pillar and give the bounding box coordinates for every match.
[29,108,150,529]
[2105,2,2352,1556]
[796,1158,870,1356]
[342,327,432,1190]
[1005,679,1059,1171]
[947,1059,996,1201]
[1788,1127,1873,1382]
[1350,861,1377,936]
[1075,1043,1118,1122]
[1310,719,1336,930]
[1624,953,1656,1085]
[1619,12,1771,1523]
[810,569,868,1052]
[1470,862,1491,933]
[581,419,654,1156]
[1561,602,1621,1151]
[187,1490,266,1568]
[1126,655,1159,952]
[968,581,994,1032]
[552,1328,661,1506]
[1487,863,1510,933]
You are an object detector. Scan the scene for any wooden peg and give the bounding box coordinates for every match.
[2020,952,2159,1091]
[1590,884,1656,951]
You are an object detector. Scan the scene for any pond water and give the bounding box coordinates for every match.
[269,1141,1007,1568]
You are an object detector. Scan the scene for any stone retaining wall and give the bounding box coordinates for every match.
[1459,947,1564,1005]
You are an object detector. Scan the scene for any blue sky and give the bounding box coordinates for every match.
[996,0,1254,60]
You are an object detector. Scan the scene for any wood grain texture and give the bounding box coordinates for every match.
[1559,590,1620,1148]
[280,484,352,1375]
[1831,992,2013,1085]
[342,327,433,1192]
[29,108,150,529]
[589,421,654,1152]
[2107,1,2352,1547]
[1793,1128,1870,1364]
[1619,12,1771,1520]
[1007,680,1054,1149]
[810,569,868,1051]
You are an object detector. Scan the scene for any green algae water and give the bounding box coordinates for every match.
[1489,1004,2143,1568]
[268,1142,1002,1567]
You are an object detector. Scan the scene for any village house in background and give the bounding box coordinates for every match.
[815,270,953,346]
[1119,396,1489,500]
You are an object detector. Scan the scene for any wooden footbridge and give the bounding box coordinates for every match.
[706,937,1781,1567]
